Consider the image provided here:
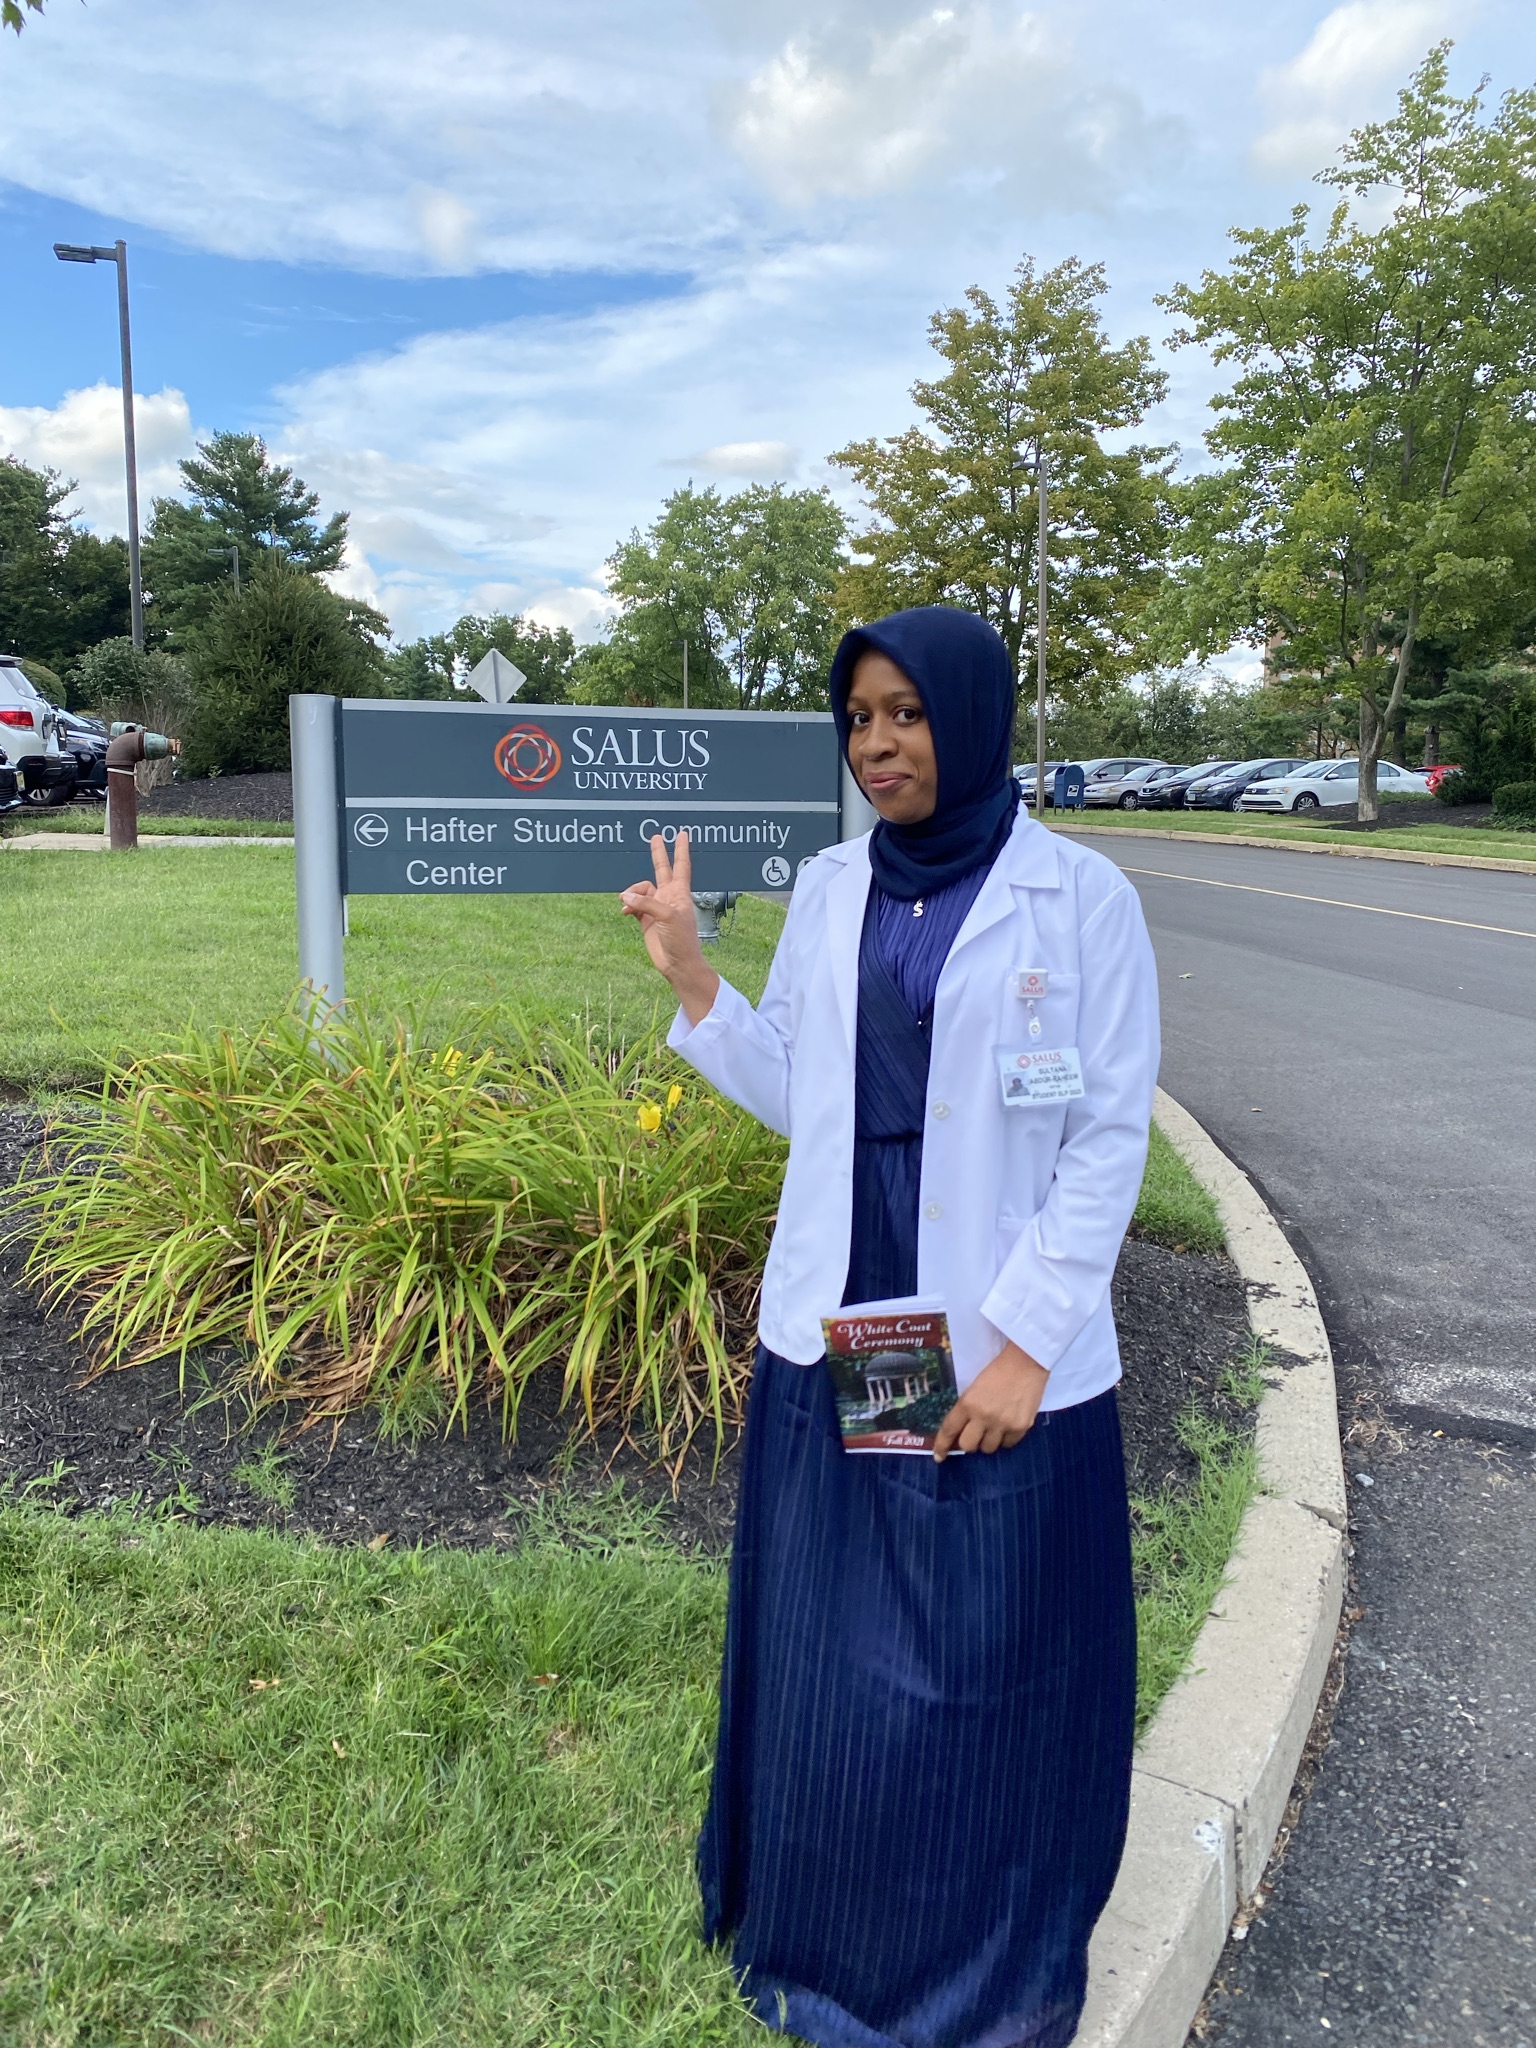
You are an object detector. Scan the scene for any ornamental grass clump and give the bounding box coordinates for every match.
[15,1008,785,1458]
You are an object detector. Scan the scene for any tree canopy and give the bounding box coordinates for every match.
[179,554,386,777]
[0,457,131,683]
[831,257,1175,716]
[385,612,577,702]
[143,432,349,646]
[575,483,847,710]
[1158,48,1536,816]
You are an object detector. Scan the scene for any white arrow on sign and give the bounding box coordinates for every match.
[466,649,527,703]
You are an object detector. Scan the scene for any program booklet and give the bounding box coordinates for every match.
[821,1297,960,1454]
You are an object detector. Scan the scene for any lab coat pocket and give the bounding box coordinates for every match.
[1005,968,1081,1049]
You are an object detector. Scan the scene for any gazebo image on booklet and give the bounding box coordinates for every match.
[821,1298,959,1453]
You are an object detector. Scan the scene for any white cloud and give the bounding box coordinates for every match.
[0,0,735,275]
[726,3,1181,213]
[680,439,800,479]
[413,189,478,271]
[1252,0,1461,179]
[0,384,195,531]
[267,252,929,640]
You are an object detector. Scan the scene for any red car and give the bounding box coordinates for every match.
[1422,763,1462,794]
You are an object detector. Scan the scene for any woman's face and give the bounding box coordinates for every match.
[844,651,938,824]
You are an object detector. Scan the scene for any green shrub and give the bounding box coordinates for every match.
[1492,780,1536,827]
[15,1009,785,1458]
[1434,769,1475,806]
[180,555,386,777]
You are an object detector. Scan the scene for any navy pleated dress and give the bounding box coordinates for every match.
[697,867,1137,2048]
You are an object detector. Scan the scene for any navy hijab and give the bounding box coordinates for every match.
[829,605,1020,901]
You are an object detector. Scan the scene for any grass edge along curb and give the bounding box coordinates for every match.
[1053,816,1536,876]
[1076,1090,1347,2048]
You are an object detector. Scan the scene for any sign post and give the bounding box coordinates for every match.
[290,694,346,1011]
[290,696,869,1002]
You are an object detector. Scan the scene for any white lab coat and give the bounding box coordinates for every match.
[668,808,1161,1409]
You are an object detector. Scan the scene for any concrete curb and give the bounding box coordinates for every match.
[1076,1090,1347,2047]
[1052,818,1536,877]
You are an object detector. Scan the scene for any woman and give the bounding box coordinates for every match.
[620,605,1160,2048]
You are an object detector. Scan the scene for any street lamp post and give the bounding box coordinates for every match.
[1034,452,1048,821]
[207,544,241,592]
[53,238,144,651]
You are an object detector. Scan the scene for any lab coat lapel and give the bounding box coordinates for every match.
[945,810,1061,966]
[823,839,871,1049]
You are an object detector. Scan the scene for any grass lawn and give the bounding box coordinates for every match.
[0,847,781,1091]
[0,841,1258,2042]
[1055,809,1536,863]
[0,1389,1256,2048]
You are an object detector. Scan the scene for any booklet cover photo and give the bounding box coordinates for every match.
[820,1298,959,1454]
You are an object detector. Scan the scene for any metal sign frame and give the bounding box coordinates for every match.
[289,693,875,1008]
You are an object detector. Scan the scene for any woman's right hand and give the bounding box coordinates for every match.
[620,831,721,1026]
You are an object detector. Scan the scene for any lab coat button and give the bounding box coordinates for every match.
[931,1101,950,1119]
[924,1201,942,1221]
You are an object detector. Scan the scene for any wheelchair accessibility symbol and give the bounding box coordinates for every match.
[353,813,390,847]
[761,855,791,886]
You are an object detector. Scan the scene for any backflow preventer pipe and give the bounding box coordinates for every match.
[105,723,179,850]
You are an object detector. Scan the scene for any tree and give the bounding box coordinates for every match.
[830,258,1175,717]
[576,483,847,710]
[180,555,386,777]
[1410,661,1536,799]
[142,432,349,646]
[2,0,44,31]
[1160,48,1536,820]
[0,457,131,679]
[384,612,577,702]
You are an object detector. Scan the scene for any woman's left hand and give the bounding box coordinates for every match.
[933,1341,1049,1461]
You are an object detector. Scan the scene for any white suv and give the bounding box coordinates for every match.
[0,656,77,807]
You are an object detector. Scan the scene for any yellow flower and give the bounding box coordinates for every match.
[666,1083,684,1112]
[635,1101,663,1133]
[438,1046,463,1076]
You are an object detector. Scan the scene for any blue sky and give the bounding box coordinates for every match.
[1,0,1533,644]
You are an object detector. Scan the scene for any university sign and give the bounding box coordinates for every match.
[289,694,868,1006]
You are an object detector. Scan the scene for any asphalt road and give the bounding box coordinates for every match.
[1085,832,1536,2048]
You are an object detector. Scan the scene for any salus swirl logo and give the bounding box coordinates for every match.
[493,723,562,789]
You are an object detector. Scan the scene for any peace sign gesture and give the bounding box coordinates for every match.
[620,831,721,1026]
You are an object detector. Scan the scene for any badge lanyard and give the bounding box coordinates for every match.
[1014,967,1048,1039]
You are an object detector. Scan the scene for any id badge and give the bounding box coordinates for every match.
[996,1045,1086,1107]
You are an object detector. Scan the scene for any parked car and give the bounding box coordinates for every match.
[1084,761,1171,809]
[1067,757,1163,808]
[54,707,109,800]
[1421,763,1463,795]
[1185,757,1311,811]
[1238,758,1432,813]
[1014,761,1066,807]
[0,655,76,807]
[1138,760,1241,809]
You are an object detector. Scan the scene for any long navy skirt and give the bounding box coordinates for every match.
[698,1348,1135,2048]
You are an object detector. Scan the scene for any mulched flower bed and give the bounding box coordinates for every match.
[139,771,295,824]
[0,1108,1253,1554]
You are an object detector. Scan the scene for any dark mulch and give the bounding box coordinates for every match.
[1307,797,1494,831]
[139,771,294,824]
[0,1109,1253,1556]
